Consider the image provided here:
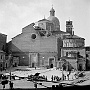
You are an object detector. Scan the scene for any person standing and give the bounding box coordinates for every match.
[9,82,13,90]
[34,82,37,89]
[51,75,53,81]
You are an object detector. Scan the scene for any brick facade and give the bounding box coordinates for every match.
[9,24,61,68]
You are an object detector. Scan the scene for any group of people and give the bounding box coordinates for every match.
[51,75,62,82]
[0,74,14,89]
[51,70,79,82]
[62,70,79,81]
[28,74,48,81]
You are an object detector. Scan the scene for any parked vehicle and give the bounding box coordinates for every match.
[27,73,46,81]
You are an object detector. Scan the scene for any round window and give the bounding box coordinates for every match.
[31,34,36,39]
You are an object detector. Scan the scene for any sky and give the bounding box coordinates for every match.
[0,0,90,46]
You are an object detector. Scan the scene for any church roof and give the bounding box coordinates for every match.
[63,35,85,40]
[38,19,52,23]
[12,33,22,40]
[52,30,69,34]
[85,46,90,51]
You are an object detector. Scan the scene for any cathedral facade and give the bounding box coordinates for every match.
[8,7,86,70]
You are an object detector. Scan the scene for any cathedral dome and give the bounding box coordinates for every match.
[47,16,60,30]
[47,7,60,31]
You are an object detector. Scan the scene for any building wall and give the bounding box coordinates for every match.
[8,20,86,70]
[38,20,54,31]
[0,33,7,70]
[12,52,57,68]
[38,21,47,30]
[0,33,7,51]
[0,51,5,70]
[12,52,29,66]
[61,48,86,58]
[10,24,58,67]
[65,58,77,70]
[85,47,90,70]
[12,56,19,67]
[61,47,86,70]
[4,59,10,69]
[63,38,84,47]
[11,25,57,53]
[38,52,57,68]
[11,34,57,52]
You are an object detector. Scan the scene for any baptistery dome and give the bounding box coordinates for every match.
[47,7,60,31]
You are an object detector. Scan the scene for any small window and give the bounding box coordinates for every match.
[1,64,2,67]
[31,34,36,39]
[1,55,3,59]
[66,52,68,56]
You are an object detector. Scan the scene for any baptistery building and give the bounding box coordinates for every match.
[60,21,86,71]
[8,7,86,70]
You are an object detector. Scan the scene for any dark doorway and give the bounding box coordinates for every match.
[50,64,53,68]
[78,64,83,71]
[32,63,34,68]
[0,64,2,71]
[62,64,66,71]
[49,58,54,68]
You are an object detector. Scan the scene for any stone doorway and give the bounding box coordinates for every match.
[29,53,38,68]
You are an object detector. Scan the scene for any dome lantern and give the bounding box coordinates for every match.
[50,7,55,16]
[47,7,60,31]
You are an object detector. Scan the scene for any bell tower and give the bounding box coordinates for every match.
[66,20,73,35]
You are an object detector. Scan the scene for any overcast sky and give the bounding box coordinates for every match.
[0,0,90,46]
